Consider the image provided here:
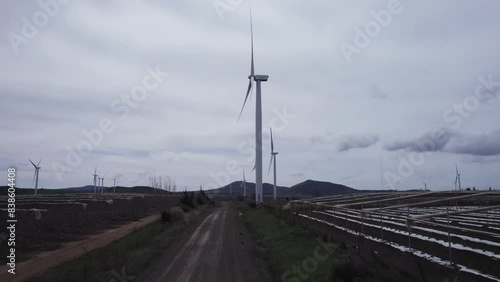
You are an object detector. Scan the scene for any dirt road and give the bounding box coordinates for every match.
[138,202,258,282]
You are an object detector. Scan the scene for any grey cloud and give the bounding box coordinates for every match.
[370,85,389,100]
[447,129,500,156]
[463,155,500,164]
[1,1,500,190]
[385,128,500,156]
[337,134,379,152]
[384,128,456,153]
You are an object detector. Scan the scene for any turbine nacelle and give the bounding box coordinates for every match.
[253,74,269,81]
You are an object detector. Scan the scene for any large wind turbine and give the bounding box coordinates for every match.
[267,128,278,200]
[92,166,98,193]
[455,163,462,191]
[29,159,41,195]
[238,10,268,205]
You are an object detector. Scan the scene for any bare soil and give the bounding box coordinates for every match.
[138,201,259,282]
[0,214,159,282]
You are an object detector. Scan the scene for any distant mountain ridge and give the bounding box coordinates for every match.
[206,179,360,197]
[290,179,357,196]
[1,179,394,197]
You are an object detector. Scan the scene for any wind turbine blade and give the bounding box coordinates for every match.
[270,127,274,153]
[251,165,256,172]
[455,163,459,175]
[249,79,254,102]
[238,80,252,121]
[37,159,42,167]
[250,9,254,77]
[267,155,273,176]
[29,159,36,167]
[94,165,97,175]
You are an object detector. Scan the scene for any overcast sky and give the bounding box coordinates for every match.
[1,0,499,191]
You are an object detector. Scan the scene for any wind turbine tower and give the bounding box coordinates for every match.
[29,159,41,195]
[92,166,98,193]
[268,128,278,200]
[455,163,462,191]
[110,177,117,193]
[238,10,268,205]
[240,170,246,197]
[101,172,107,193]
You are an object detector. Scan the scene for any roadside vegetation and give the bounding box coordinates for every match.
[242,205,413,282]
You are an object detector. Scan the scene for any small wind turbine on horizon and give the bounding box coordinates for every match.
[422,181,427,190]
[267,128,278,200]
[455,163,462,191]
[110,175,119,193]
[240,170,246,197]
[29,159,41,195]
[99,172,107,193]
[92,166,98,193]
[238,9,268,205]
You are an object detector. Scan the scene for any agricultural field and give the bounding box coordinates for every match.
[293,191,500,281]
[0,193,179,264]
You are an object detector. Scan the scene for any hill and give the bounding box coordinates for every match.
[206,179,359,197]
[289,179,357,196]
[206,181,290,196]
[0,185,173,196]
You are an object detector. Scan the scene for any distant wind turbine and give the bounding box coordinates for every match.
[113,173,122,193]
[92,165,98,193]
[238,10,268,205]
[29,159,41,195]
[240,170,246,197]
[110,176,118,193]
[455,163,462,191]
[422,181,427,190]
[99,172,107,193]
[267,128,278,200]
